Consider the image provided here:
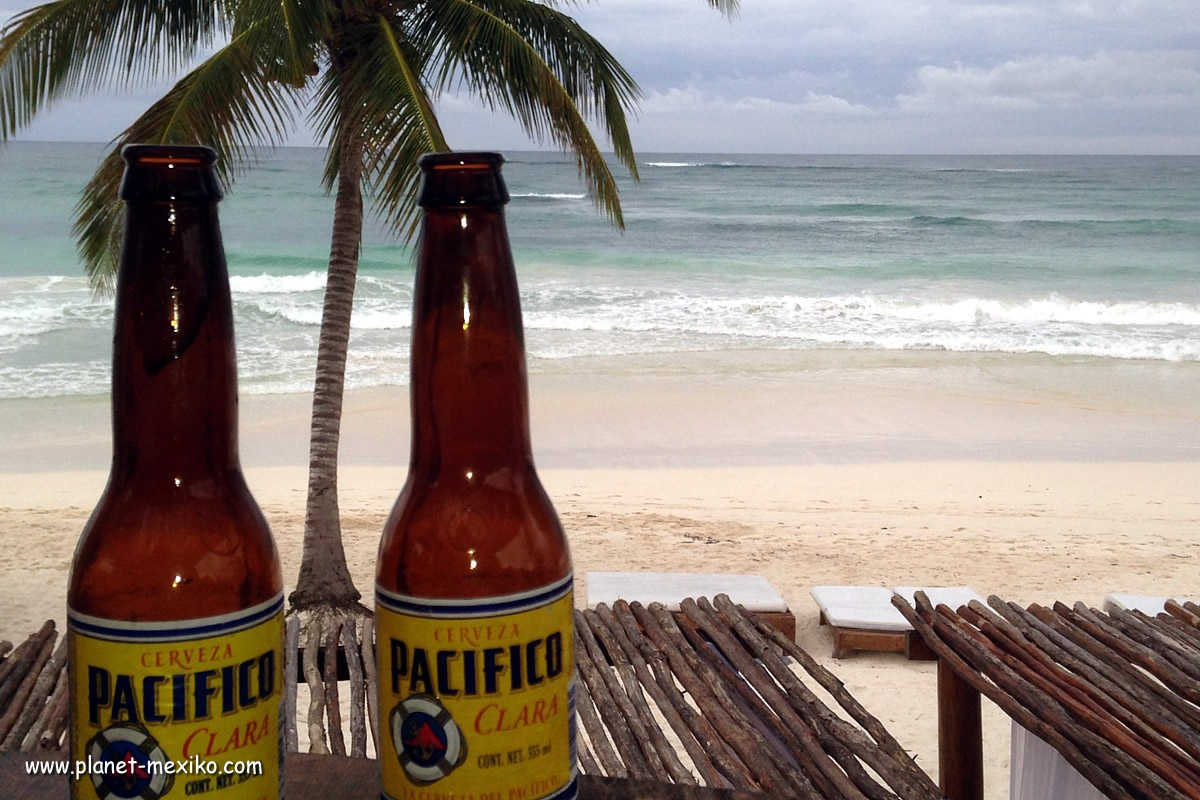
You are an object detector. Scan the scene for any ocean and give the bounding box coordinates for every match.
[2,141,1199,400]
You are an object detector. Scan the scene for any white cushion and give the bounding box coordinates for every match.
[810,585,984,633]
[821,604,911,632]
[810,585,894,613]
[893,586,985,611]
[585,571,788,613]
[810,585,909,631]
[1102,593,1196,614]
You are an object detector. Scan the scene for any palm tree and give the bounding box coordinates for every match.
[1,0,738,696]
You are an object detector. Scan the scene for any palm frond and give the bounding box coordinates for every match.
[0,0,226,140]
[74,151,126,293]
[228,0,332,86]
[705,0,740,17]
[360,16,450,237]
[310,15,449,238]
[414,0,643,228]
[528,0,738,13]
[73,27,302,292]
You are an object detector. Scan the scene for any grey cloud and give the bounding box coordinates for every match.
[3,0,1197,153]
[897,50,1200,111]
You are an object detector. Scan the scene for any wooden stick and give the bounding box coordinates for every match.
[939,602,1188,800]
[591,604,708,785]
[582,609,695,784]
[642,603,808,796]
[323,622,345,757]
[672,611,822,798]
[716,595,912,781]
[580,609,676,781]
[39,669,69,750]
[571,657,625,778]
[610,601,749,789]
[936,606,1180,800]
[634,602,802,797]
[359,617,379,754]
[577,729,602,776]
[342,619,366,758]
[980,600,1200,770]
[285,614,300,753]
[302,623,328,754]
[1165,600,1200,628]
[621,602,768,791]
[736,598,941,800]
[1151,612,1200,653]
[713,597,940,800]
[952,607,1200,797]
[892,594,1135,800]
[0,628,56,745]
[962,604,1130,738]
[679,600,876,800]
[3,637,65,750]
[1062,603,1200,707]
[573,610,658,780]
[1027,603,1200,731]
[1106,607,1200,682]
[0,637,31,692]
[1131,610,1200,658]
[22,658,66,752]
[0,622,54,709]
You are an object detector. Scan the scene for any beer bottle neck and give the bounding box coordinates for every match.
[110,197,240,483]
[409,206,533,472]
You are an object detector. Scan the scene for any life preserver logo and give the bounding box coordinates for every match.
[86,723,175,800]
[390,694,467,785]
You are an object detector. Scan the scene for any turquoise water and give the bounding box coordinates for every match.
[2,141,1199,398]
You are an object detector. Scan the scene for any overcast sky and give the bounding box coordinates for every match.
[3,0,1198,154]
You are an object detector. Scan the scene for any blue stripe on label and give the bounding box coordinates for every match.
[68,594,284,642]
[544,776,580,800]
[376,574,573,618]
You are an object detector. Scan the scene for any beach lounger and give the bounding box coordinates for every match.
[810,584,985,659]
[1102,592,1197,614]
[585,571,796,640]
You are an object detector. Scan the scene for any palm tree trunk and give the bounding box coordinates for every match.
[289,124,365,610]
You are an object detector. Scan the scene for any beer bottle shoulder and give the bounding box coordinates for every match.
[68,471,282,620]
[377,464,570,599]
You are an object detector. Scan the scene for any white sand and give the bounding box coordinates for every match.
[4,349,1200,797]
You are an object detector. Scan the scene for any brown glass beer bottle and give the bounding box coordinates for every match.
[376,153,576,800]
[67,145,284,800]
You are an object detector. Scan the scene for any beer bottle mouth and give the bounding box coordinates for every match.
[419,152,505,171]
[418,152,509,208]
[119,144,223,202]
[122,144,217,167]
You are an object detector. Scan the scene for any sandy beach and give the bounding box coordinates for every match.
[4,349,1200,797]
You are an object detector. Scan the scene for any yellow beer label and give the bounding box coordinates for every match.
[68,595,284,800]
[376,574,577,800]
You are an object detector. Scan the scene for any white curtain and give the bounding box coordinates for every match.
[1009,722,1106,800]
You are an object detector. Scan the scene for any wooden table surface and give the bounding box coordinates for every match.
[0,752,767,800]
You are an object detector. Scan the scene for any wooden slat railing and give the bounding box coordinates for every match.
[1,597,942,799]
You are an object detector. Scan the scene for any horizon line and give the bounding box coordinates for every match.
[4,139,1199,159]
